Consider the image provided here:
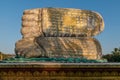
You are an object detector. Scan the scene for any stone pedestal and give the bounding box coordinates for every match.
[0,63,120,80]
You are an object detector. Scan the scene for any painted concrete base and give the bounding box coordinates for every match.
[0,63,120,80]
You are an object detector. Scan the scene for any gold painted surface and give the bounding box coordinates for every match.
[45,8,104,37]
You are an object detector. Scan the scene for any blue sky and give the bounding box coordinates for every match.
[0,0,120,54]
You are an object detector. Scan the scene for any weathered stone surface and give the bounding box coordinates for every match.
[15,38,42,58]
[20,8,104,38]
[15,37,102,59]
[15,8,104,59]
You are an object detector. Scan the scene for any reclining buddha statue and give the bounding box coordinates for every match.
[15,8,104,59]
